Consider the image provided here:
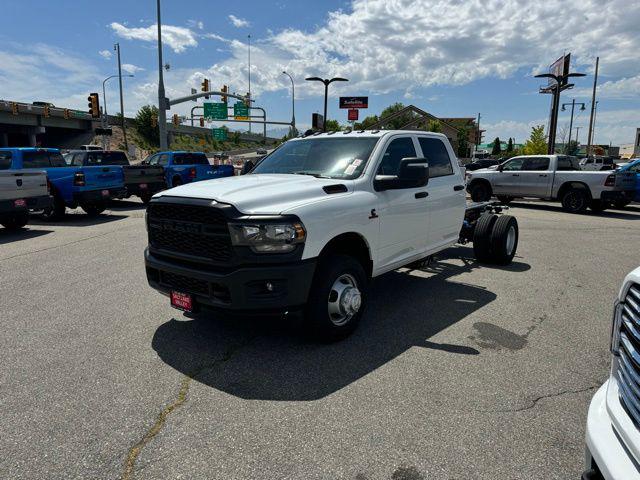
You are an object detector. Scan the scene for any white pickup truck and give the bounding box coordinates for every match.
[466,154,636,213]
[584,266,640,480]
[144,130,520,340]
[0,155,51,230]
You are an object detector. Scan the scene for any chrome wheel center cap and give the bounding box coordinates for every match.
[340,287,362,315]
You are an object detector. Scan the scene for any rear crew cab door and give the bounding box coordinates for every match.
[518,157,551,197]
[373,135,430,271]
[416,136,465,248]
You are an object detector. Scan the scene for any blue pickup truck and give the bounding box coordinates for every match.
[142,151,234,188]
[0,148,126,219]
[614,158,640,207]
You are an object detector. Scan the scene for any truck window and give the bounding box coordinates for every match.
[557,156,581,171]
[86,151,129,166]
[49,153,67,167]
[502,158,525,171]
[22,151,51,168]
[0,151,11,170]
[157,154,169,166]
[628,163,640,173]
[522,158,550,171]
[173,153,209,165]
[417,137,453,177]
[377,137,417,176]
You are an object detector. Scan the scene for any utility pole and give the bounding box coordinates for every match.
[476,112,481,151]
[247,34,251,134]
[282,71,296,136]
[586,56,599,158]
[575,126,581,146]
[114,43,128,151]
[156,0,168,150]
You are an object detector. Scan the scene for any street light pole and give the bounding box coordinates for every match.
[114,43,128,151]
[102,74,133,126]
[156,0,168,150]
[282,71,296,135]
[561,99,586,153]
[587,57,599,158]
[247,34,251,134]
[305,76,349,131]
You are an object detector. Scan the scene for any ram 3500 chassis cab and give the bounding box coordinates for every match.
[467,154,636,213]
[145,130,519,340]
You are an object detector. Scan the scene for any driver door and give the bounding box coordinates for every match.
[374,135,430,272]
[494,157,525,195]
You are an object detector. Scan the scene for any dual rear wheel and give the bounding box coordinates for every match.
[473,214,519,265]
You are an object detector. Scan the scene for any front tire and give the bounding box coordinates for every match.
[1,212,29,230]
[305,254,368,342]
[470,182,492,202]
[561,188,589,213]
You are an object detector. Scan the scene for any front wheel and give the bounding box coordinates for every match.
[1,212,29,231]
[305,254,368,342]
[561,188,589,213]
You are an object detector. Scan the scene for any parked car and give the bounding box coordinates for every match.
[466,154,636,213]
[584,265,640,480]
[580,156,616,171]
[144,130,520,341]
[611,158,640,208]
[143,151,234,188]
[65,150,165,204]
[0,148,126,219]
[256,148,268,155]
[0,152,51,230]
[465,159,500,171]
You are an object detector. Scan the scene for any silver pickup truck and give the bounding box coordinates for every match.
[0,167,51,230]
[466,154,636,213]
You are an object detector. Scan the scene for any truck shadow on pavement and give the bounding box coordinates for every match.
[0,227,53,244]
[108,199,147,211]
[30,212,128,227]
[152,248,530,401]
[509,201,640,220]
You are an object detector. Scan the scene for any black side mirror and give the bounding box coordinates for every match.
[241,160,255,175]
[498,164,504,171]
[374,157,429,191]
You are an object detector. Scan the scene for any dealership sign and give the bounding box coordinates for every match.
[348,109,359,121]
[339,96,368,109]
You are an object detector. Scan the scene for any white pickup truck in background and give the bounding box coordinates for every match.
[0,156,51,230]
[144,130,520,340]
[466,154,636,213]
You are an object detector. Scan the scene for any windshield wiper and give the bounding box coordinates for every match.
[292,171,331,178]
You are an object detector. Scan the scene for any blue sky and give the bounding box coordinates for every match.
[2,0,639,145]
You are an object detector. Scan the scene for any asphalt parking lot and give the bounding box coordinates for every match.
[1,199,639,480]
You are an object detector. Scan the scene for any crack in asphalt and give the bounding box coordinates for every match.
[121,339,254,480]
[506,384,600,413]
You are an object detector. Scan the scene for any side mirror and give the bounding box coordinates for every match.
[241,160,255,175]
[497,164,504,172]
[374,157,429,191]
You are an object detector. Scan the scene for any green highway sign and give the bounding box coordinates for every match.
[204,102,228,120]
[212,127,227,141]
[233,101,249,120]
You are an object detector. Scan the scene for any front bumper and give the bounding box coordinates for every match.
[126,181,166,198]
[144,248,316,312]
[584,381,640,480]
[0,194,52,214]
[73,187,127,203]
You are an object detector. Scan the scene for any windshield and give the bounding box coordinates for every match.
[252,137,379,179]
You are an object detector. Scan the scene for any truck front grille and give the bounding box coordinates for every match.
[147,202,232,262]
[617,283,640,425]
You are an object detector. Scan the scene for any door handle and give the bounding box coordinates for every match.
[511,173,519,176]
[415,191,429,199]
[453,185,465,191]
[539,174,548,177]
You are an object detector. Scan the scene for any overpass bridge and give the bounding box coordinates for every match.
[0,100,278,148]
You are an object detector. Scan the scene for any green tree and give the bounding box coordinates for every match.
[232,131,241,145]
[353,114,379,130]
[522,125,548,155]
[456,127,470,158]
[324,119,342,131]
[491,137,502,155]
[133,105,159,148]
[426,119,442,133]
[507,137,514,152]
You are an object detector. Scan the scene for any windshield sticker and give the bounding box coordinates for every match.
[344,164,357,175]
[352,159,363,167]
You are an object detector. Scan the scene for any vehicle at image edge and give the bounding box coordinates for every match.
[144,130,520,341]
[65,150,165,204]
[580,156,616,171]
[0,147,126,219]
[0,152,51,230]
[583,266,640,480]
[466,154,636,213]
[465,158,500,171]
[610,159,640,208]
[142,151,234,189]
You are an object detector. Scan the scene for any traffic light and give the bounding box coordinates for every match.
[43,105,50,118]
[11,102,18,115]
[172,114,180,126]
[201,78,209,99]
[151,115,158,128]
[221,85,228,103]
[87,93,100,118]
[244,92,251,107]
[63,109,71,119]
[199,117,205,127]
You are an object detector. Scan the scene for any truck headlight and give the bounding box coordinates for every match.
[611,300,623,356]
[228,221,306,253]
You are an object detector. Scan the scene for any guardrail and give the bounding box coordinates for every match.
[0,100,93,121]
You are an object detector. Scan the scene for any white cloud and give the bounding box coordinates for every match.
[98,50,112,60]
[110,22,198,53]
[121,63,144,74]
[228,15,250,28]
[574,75,640,100]
[187,19,204,30]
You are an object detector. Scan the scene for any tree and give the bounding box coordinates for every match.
[491,137,501,155]
[377,102,419,129]
[232,131,241,145]
[507,137,514,152]
[522,125,548,155]
[426,119,442,133]
[324,119,342,132]
[133,105,159,148]
[456,127,471,158]
[353,114,379,130]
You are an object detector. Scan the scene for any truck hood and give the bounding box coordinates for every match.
[155,174,353,214]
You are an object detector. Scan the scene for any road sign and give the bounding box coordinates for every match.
[348,109,359,121]
[233,101,249,120]
[204,102,228,120]
[212,127,227,141]
[339,96,368,109]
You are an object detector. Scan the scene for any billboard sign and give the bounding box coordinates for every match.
[549,53,571,86]
[339,96,368,109]
[347,109,359,121]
